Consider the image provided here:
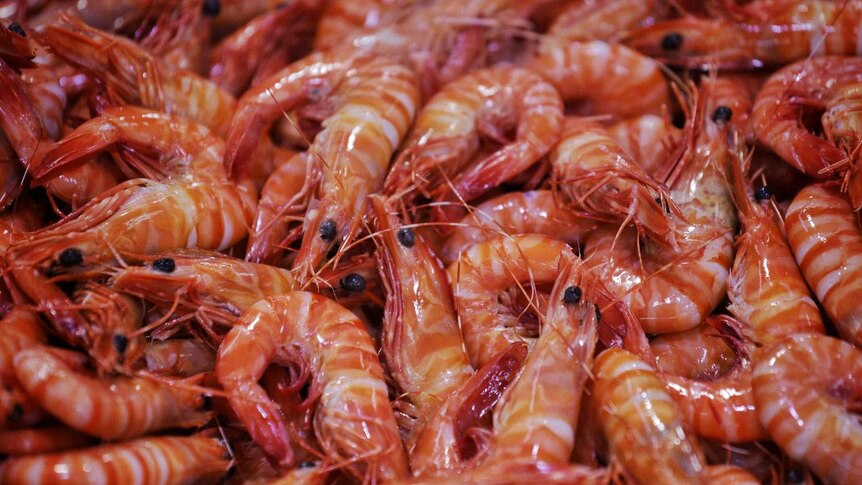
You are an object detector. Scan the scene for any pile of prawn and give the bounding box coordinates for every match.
[1,0,862,483]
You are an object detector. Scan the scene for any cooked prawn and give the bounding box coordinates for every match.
[650,317,736,379]
[751,57,862,185]
[593,348,708,482]
[530,40,669,119]
[14,345,210,440]
[551,117,678,248]
[490,257,598,465]
[225,52,419,281]
[216,292,408,479]
[607,113,681,180]
[752,333,862,485]
[385,66,563,217]
[624,0,862,69]
[440,190,597,265]
[0,435,229,485]
[785,183,862,347]
[0,425,94,456]
[727,143,825,344]
[545,0,666,43]
[371,195,473,442]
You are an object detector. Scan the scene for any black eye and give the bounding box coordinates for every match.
[202,0,220,16]
[299,461,317,469]
[113,334,129,355]
[397,227,415,248]
[152,257,176,273]
[8,22,25,37]
[754,186,772,201]
[661,32,683,51]
[341,273,366,292]
[319,220,337,242]
[563,286,582,305]
[712,105,733,123]
[58,248,83,267]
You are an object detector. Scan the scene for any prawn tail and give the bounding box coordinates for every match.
[30,123,118,182]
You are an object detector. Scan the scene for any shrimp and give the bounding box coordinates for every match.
[0,19,36,69]
[447,234,572,368]
[751,57,862,184]
[225,52,419,281]
[551,117,678,248]
[136,0,215,74]
[752,333,862,485]
[593,348,708,483]
[370,195,473,441]
[545,0,666,43]
[314,0,416,51]
[245,150,317,266]
[0,308,47,430]
[660,316,767,443]
[0,435,230,485]
[73,283,144,370]
[624,0,862,69]
[41,15,237,136]
[410,343,528,477]
[727,144,825,344]
[111,250,296,335]
[7,107,255,347]
[144,339,215,377]
[529,40,669,119]
[584,82,737,333]
[216,292,408,480]
[209,0,321,96]
[607,114,681,180]
[0,425,94,456]
[440,190,597,265]
[704,465,760,484]
[650,318,736,379]
[402,461,610,484]
[785,183,862,347]
[14,345,210,440]
[490,258,598,466]
[384,66,563,216]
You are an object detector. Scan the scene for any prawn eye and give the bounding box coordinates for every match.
[319,220,337,242]
[8,22,25,37]
[754,186,772,201]
[341,273,367,292]
[202,0,221,16]
[299,461,317,469]
[594,304,601,322]
[784,467,804,483]
[661,32,683,51]
[113,334,129,355]
[8,404,23,422]
[58,248,84,267]
[563,286,582,304]
[152,257,176,273]
[712,105,733,123]
[397,227,416,247]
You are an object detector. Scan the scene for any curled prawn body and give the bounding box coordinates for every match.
[0,309,47,430]
[216,292,408,479]
[607,114,681,180]
[490,258,598,466]
[8,107,255,346]
[624,1,862,69]
[14,345,210,440]
[752,57,862,182]
[545,0,665,43]
[440,190,596,265]
[0,435,230,485]
[447,234,573,368]
[551,118,677,248]
[385,65,563,215]
[42,15,238,136]
[593,348,708,483]
[371,196,473,440]
[785,184,862,347]
[227,52,419,280]
[530,40,669,119]
[752,333,862,485]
